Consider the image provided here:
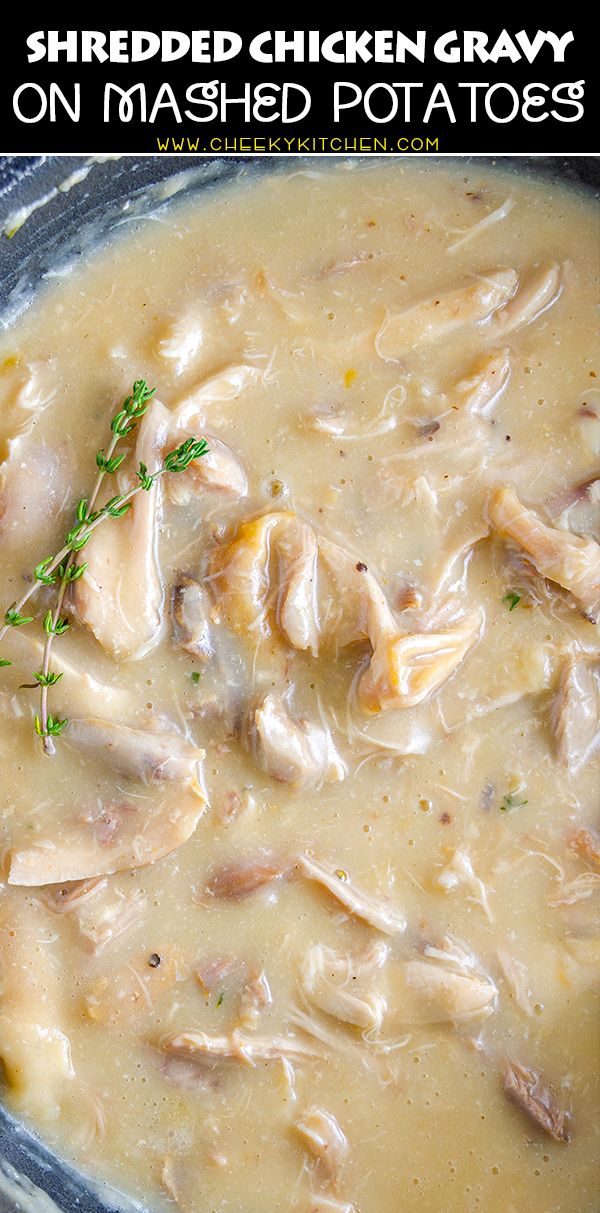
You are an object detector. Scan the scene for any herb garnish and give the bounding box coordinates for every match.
[0,379,208,753]
[502,591,521,611]
[500,793,528,812]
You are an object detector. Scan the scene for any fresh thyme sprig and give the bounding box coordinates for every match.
[0,380,156,648]
[0,379,208,753]
[34,378,156,754]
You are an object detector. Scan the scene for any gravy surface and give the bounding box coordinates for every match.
[0,160,598,1213]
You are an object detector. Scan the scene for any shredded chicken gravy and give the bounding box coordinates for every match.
[0,160,598,1213]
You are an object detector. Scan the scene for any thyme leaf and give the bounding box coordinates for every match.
[5,606,34,628]
[502,591,521,611]
[500,793,528,812]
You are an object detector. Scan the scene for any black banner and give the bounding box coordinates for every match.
[0,24,596,155]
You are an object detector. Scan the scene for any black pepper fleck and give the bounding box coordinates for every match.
[148,952,161,968]
[356,562,368,573]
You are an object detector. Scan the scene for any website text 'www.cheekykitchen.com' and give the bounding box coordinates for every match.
[154,134,440,153]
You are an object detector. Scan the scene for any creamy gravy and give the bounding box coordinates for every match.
[0,160,598,1213]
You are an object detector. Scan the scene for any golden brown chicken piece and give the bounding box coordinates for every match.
[319,539,483,712]
[210,511,319,654]
[360,609,484,713]
[488,485,600,618]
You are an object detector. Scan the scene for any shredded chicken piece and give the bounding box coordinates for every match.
[0,444,67,543]
[246,691,346,788]
[40,876,108,915]
[435,848,494,922]
[156,312,203,375]
[316,250,373,278]
[496,947,534,1017]
[300,941,387,1031]
[360,609,484,713]
[545,474,600,539]
[171,573,213,660]
[577,404,600,456]
[549,872,600,907]
[8,728,206,885]
[452,348,511,416]
[65,718,204,787]
[569,828,600,872]
[166,432,247,505]
[75,889,148,955]
[308,1196,355,1213]
[318,537,399,651]
[172,364,262,426]
[160,1152,184,1206]
[498,542,580,619]
[550,656,600,772]
[196,955,243,994]
[430,526,491,601]
[0,359,56,465]
[205,854,288,900]
[0,901,75,1122]
[396,938,497,1025]
[296,1106,349,1183]
[447,197,514,254]
[309,382,404,442]
[160,1029,319,1067]
[375,268,517,360]
[288,1006,386,1077]
[210,511,319,653]
[299,854,405,936]
[72,402,168,659]
[502,1057,571,1142]
[240,968,273,1026]
[8,786,206,886]
[488,485,600,618]
[491,263,562,336]
[8,715,205,884]
[320,538,483,712]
